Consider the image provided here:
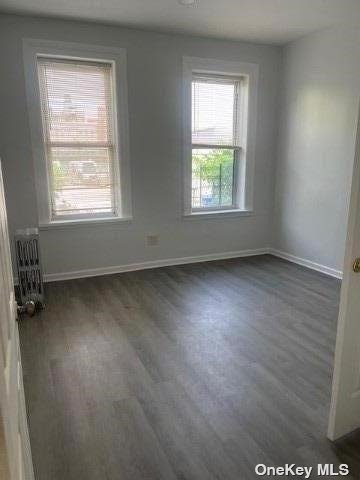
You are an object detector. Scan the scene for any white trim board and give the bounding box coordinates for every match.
[13,247,343,284]
[41,248,270,283]
[270,249,343,279]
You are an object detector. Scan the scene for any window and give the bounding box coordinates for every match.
[23,40,131,226]
[191,75,240,210]
[37,58,118,219]
[183,57,258,216]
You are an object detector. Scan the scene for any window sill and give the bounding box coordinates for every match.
[39,216,133,230]
[183,209,254,220]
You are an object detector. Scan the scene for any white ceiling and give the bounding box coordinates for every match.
[0,0,359,45]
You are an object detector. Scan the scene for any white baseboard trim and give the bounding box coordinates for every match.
[42,247,271,283]
[269,248,343,279]
[14,247,343,285]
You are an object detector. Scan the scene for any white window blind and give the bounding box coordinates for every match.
[192,75,240,147]
[37,58,117,219]
[191,74,242,210]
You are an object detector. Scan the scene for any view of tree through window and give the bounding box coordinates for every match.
[192,149,234,208]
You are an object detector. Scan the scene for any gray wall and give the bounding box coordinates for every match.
[0,14,281,277]
[273,26,360,273]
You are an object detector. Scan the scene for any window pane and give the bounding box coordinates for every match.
[37,58,117,219]
[38,60,113,144]
[192,149,235,209]
[49,147,114,216]
[192,78,237,146]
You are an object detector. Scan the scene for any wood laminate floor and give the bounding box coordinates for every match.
[19,255,360,480]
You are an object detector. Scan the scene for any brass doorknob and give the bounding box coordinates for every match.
[353,258,360,273]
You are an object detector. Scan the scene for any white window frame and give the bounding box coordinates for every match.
[23,39,132,227]
[183,56,258,217]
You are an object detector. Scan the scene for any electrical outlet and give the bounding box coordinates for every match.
[146,234,159,246]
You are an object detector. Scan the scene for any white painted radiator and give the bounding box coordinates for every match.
[15,228,44,306]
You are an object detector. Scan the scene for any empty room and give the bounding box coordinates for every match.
[1,1,360,479]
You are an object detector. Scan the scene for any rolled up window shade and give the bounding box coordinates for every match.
[37,58,116,218]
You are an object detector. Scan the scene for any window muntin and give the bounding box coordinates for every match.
[37,58,118,219]
[191,74,241,211]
